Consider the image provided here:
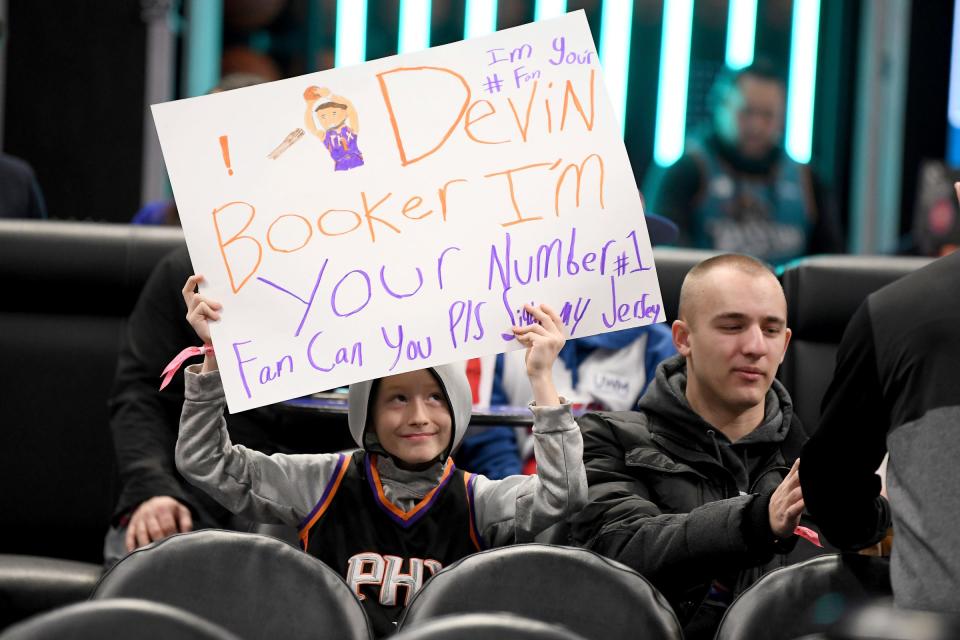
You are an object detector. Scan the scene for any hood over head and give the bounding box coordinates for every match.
[638,354,793,450]
[347,363,473,461]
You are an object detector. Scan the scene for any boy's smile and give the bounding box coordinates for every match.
[372,369,453,466]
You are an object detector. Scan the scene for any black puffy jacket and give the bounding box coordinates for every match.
[571,355,816,632]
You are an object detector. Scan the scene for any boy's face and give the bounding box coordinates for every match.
[372,370,453,466]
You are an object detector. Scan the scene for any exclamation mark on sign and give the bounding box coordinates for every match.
[219,135,233,176]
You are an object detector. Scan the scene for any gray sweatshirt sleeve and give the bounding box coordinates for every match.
[175,365,346,527]
[470,401,586,547]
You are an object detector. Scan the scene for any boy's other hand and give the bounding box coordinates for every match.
[124,496,193,552]
[513,303,566,406]
[513,303,566,376]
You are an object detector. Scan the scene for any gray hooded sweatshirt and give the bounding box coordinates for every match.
[175,362,586,547]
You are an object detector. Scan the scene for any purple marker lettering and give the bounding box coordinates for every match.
[510,44,533,62]
[499,288,517,341]
[487,48,508,65]
[627,230,652,273]
[307,330,363,372]
[513,254,534,285]
[256,257,328,337]
[330,269,372,317]
[488,232,512,292]
[380,324,404,371]
[598,239,616,276]
[549,37,566,66]
[379,264,424,299]
[534,237,562,279]
[232,340,256,399]
[571,297,590,335]
[565,227,580,275]
[436,245,461,290]
[258,354,294,385]
[448,301,467,349]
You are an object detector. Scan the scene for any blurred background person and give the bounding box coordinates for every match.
[910,160,960,257]
[644,60,842,265]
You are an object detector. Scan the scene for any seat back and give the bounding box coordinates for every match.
[714,553,892,640]
[394,613,588,640]
[0,220,185,562]
[90,530,372,640]
[398,544,682,640]
[778,255,931,432]
[651,247,719,322]
[0,598,240,640]
[0,555,103,629]
[825,603,960,640]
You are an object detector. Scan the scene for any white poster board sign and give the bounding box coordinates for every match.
[153,11,665,413]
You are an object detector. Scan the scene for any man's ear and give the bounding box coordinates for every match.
[672,319,692,357]
[779,327,792,364]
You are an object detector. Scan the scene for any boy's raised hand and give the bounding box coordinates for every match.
[182,274,222,372]
[512,303,566,407]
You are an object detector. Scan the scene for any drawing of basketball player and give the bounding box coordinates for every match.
[303,86,364,171]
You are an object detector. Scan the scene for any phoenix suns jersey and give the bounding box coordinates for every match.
[298,450,484,636]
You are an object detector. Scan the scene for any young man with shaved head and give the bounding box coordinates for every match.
[572,254,812,639]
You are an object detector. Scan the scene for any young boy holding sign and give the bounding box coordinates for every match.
[174,275,586,636]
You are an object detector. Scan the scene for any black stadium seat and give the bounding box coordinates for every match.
[0,220,186,563]
[714,554,892,640]
[0,555,102,629]
[651,247,719,322]
[801,603,960,640]
[0,598,241,640]
[398,544,682,640]
[91,530,372,640]
[393,613,589,640]
[778,255,931,432]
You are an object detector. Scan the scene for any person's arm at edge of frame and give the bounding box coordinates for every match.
[108,248,196,530]
[800,301,892,550]
[469,304,587,546]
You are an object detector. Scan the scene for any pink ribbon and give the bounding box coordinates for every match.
[159,344,214,391]
[794,525,823,547]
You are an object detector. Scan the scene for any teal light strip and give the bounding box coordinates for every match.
[464,0,498,39]
[184,0,222,97]
[947,0,960,165]
[399,0,432,53]
[785,0,821,163]
[535,0,567,22]
[599,0,635,136]
[653,0,694,165]
[335,0,368,66]
[724,0,757,69]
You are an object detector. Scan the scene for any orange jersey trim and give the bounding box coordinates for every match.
[298,453,351,550]
[368,454,455,522]
[463,473,482,551]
